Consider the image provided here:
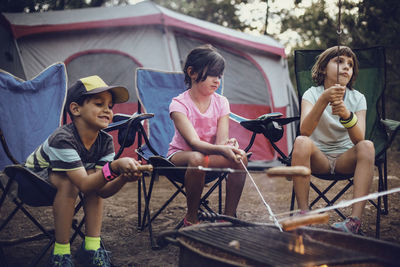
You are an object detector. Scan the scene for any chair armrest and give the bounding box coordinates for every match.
[104,113,154,159]
[381,118,400,148]
[105,113,154,132]
[381,119,400,131]
[238,113,299,163]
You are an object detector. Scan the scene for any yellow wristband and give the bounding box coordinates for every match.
[341,113,358,128]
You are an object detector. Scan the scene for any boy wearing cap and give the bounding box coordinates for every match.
[25,75,141,267]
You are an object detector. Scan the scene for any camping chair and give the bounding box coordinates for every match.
[242,46,400,238]
[134,68,254,249]
[0,65,149,266]
[0,63,76,266]
[293,46,400,238]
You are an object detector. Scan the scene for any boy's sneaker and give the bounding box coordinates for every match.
[49,254,74,267]
[331,217,361,234]
[75,242,111,267]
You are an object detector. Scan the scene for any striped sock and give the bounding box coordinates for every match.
[85,236,101,251]
[53,242,70,255]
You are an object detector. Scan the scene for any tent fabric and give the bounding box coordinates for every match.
[0,63,67,169]
[2,2,285,57]
[0,0,297,164]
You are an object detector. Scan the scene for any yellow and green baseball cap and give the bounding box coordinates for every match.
[67,75,129,107]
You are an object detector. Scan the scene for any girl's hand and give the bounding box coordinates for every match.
[225,138,239,148]
[220,145,245,163]
[323,84,345,104]
[331,100,350,119]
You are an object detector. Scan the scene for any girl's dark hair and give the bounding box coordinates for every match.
[183,44,225,89]
[311,46,359,89]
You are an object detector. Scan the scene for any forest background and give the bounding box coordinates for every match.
[1,0,399,149]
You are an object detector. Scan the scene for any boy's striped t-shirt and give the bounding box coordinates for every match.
[25,123,115,177]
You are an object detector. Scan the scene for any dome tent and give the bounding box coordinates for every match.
[0,0,298,165]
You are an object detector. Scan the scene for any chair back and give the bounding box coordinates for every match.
[0,63,67,169]
[294,47,387,157]
[135,68,222,159]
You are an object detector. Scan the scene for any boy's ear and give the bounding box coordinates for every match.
[70,102,80,116]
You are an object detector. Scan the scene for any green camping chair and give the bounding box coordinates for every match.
[290,46,400,238]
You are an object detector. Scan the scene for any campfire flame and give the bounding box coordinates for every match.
[288,235,305,255]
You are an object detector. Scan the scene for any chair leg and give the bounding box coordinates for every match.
[0,202,20,231]
[310,182,347,219]
[0,179,14,209]
[376,192,381,238]
[290,187,296,214]
[382,160,389,215]
[218,179,222,214]
[200,175,226,214]
[137,177,142,229]
[29,236,55,267]
[141,173,158,249]
[70,216,85,242]
[141,177,185,229]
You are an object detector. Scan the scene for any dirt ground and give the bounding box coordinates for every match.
[1,149,400,266]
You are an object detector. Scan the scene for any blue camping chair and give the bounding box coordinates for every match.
[0,63,72,266]
[133,68,258,249]
[0,65,150,266]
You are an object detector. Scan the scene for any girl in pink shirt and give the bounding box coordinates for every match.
[168,45,248,226]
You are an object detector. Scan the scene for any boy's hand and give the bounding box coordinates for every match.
[115,158,142,181]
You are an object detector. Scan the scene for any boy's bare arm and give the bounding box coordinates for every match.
[66,158,141,194]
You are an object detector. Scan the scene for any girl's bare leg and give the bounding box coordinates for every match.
[335,140,374,218]
[208,154,247,217]
[291,136,330,211]
[170,151,206,224]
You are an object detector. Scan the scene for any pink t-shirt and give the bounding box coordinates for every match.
[167,90,230,156]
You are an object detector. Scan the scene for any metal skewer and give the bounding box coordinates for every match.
[274,186,400,229]
[239,159,283,231]
[140,164,310,176]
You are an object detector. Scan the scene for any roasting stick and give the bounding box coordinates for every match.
[295,186,400,218]
[239,159,284,231]
[138,164,311,175]
[136,164,154,172]
[275,186,400,231]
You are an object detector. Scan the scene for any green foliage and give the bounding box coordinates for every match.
[279,0,400,149]
[0,0,108,12]
[152,0,252,31]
